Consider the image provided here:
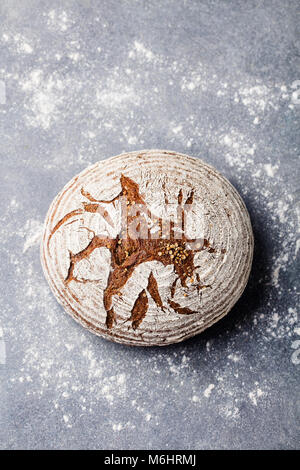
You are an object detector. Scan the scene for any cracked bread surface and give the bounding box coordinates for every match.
[41,150,254,346]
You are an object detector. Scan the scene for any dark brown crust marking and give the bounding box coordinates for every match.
[167,299,196,315]
[147,271,165,311]
[129,289,148,330]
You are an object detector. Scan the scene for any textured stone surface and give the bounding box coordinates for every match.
[0,0,299,449]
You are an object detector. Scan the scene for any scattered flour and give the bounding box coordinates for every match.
[1,32,34,55]
[204,384,215,398]
[112,423,123,432]
[46,9,72,32]
[21,219,44,253]
[20,69,68,129]
[249,387,264,406]
[63,414,72,428]
[291,340,300,365]
[264,163,278,178]
[238,85,270,116]
[265,308,297,339]
[221,131,256,168]
[181,68,209,92]
[112,422,135,432]
[228,354,241,363]
[129,41,155,62]
[271,252,288,288]
[96,84,139,109]
[14,34,33,54]
[219,403,240,420]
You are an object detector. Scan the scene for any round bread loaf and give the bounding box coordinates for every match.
[41,150,253,346]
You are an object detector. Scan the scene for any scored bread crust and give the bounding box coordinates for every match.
[41,150,254,346]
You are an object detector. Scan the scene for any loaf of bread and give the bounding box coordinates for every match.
[41,150,253,346]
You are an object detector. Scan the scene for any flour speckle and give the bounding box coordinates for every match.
[249,388,264,406]
[96,81,140,109]
[112,423,123,432]
[47,10,72,32]
[204,384,215,398]
[20,69,68,129]
[21,219,43,253]
[129,41,155,62]
[264,163,278,178]
[228,354,241,363]
[238,85,270,116]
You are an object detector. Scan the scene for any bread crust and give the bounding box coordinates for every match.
[41,150,254,346]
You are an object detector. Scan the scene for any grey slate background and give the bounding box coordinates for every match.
[0,0,299,450]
